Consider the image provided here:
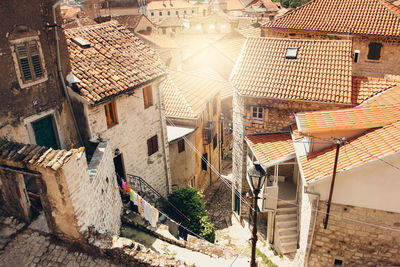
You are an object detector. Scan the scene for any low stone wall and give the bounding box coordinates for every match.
[308,202,400,266]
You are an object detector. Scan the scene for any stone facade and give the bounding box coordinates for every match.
[308,202,400,266]
[263,28,400,78]
[69,80,171,197]
[0,0,79,149]
[232,88,345,217]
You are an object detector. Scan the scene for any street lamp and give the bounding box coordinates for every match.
[247,161,267,267]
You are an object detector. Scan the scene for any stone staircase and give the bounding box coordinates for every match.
[275,199,298,255]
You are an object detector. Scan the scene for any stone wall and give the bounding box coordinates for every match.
[263,28,400,78]
[84,81,171,197]
[0,1,79,149]
[308,202,400,266]
[62,140,122,235]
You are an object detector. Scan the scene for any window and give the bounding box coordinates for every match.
[192,9,195,14]
[162,28,167,34]
[286,47,298,59]
[14,41,45,84]
[143,86,153,109]
[333,259,343,266]
[354,50,360,63]
[201,153,208,170]
[184,10,187,15]
[190,176,195,187]
[147,135,158,156]
[151,12,154,16]
[213,135,217,150]
[167,11,171,16]
[176,10,179,15]
[105,101,118,128]
[178,139,185,153]
[252,106,264,120]
[367,42,382,60]
[159,11,162,16]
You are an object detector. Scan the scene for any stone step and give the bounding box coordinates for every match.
[276,204,297,213]
[280,244,297,254]
[277,223,297,232]
[276,216,297,225]
[279,230,297,239]
[280,237,297,246]
[277,199,296,206]
[276,211,297,219]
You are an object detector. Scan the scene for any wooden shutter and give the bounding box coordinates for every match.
[147,135,158,156]
[105,101,117,128]
[29,41,43,78]
[143,86,153,109]
[16,43,32,82]
[367,42,382,60]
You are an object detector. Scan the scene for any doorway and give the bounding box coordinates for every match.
[113,153,126,183]
[31,115,59,149]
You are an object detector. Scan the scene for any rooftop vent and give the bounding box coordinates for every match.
[72,37,91,48]
[286,47,298,59]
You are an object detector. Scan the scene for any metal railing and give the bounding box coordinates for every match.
[126,174,190,225]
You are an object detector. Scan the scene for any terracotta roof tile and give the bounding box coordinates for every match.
[360,84,400,107]
[266,0,400,37]
[65,21,165,105]
[299,120,400,184]
[296,105,400,134]
[162,69,225,118]
[230,37,353,104]
[351,76,399,105]
[0,139,85,171]
[246,133,295,166]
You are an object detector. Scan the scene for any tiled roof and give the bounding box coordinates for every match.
[113,15,150,30]
[162,69,224,118]
[299,120,400,184]
[137,32,179,49]
[0,139,85,171]
[360,85,400,107]
[162,76,195,119]
[395,0,400,6]
[265,0,400,37]
[230,38,353,104]
[212,36,246,63]
[65,21,165,105]
[246,133,295,166]
[296,105,400,134]
[352,76,399,105]
[226,0,246,10]
[147,0,195,10]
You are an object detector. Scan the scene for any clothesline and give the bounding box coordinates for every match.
[121,179,211,243]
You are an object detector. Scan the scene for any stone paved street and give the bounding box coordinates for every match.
[0,229,119,267]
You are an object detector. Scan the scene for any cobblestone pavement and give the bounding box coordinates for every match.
[0,229,119,267]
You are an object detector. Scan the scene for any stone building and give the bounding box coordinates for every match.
[146,0,200,22]
[262,0,400,78]
[162,69,224,191]
[0,0,81,150]
[65,21,172,196]
[229,36,399,256]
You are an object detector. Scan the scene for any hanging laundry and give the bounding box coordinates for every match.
[122,180,126,190]
[132,191,138,205]
[126,184,131,193]
[130,189,134,202]
[137,195,143,216]
[167,219,179,240]
[140,198,146,218]
[178,224,188,241]
[144,201,152,223]
[150,206,159,228]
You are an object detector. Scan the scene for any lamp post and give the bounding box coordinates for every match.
[247,162,267,267]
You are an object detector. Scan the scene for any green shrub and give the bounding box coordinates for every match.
[168,187,215,243]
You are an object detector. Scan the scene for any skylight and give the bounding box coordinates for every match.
[286,47,298,59]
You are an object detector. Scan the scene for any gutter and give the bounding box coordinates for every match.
[304,188,320,267]
[51,0,84,147]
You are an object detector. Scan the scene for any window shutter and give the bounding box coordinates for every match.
[16,44,32,81]
[367,42,382,60]
[29,42,43,78]
[147,138,152,156]
[154,135,158,153]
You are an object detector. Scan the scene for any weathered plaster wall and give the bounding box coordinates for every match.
[169,132,197,189]
[85,82,171,196]
[0,0,78,149]
[263,28,400,78]
[308,201,400,266]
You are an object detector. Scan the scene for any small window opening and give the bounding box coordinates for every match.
[72,37,91,48]
[286,47,298,59]
[201,153,208,170]
[367,42,382,60]
[213,135,217,150]
[252,106,264,120]
[334,259,343,266]
[178,139,185,153]
[354,50,360,63]
[147,135,159,156]
[105,101,118,128]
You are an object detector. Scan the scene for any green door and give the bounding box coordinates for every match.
[234,190,240,214]
[32,116,59,149]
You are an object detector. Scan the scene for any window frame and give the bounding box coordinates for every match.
[178,139,185,153]
[252,106,264,120]
[147,135,159,156]
[285,47,298,59]
[213,135,218,150]
[201,153,208,170]
[143,86,153,109]
[105,101,118,128]
[10,36,47,88]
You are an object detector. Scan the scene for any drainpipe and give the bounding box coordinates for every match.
[304,189,320,267]
[51,0,84,148]
[157,80,171,195]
